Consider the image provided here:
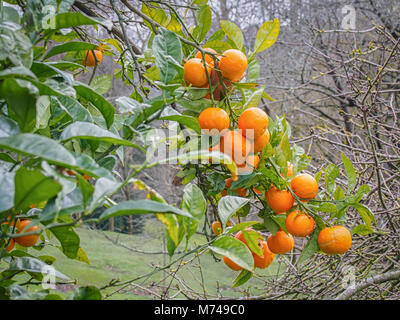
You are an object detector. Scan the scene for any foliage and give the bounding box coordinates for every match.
[0,0,374,299]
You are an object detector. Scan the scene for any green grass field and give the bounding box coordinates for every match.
[6,218,284,300]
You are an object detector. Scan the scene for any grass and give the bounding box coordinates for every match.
[3,218,284,300]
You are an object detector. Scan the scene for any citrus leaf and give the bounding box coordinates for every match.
[209,236,254,271]
[218,196,250,227]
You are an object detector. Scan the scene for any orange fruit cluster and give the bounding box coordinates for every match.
[223,229,275,271]
[2,219,40,252]
[184,48,247,101]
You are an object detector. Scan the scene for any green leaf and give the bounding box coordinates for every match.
[99,200,193,221]
[54,96,93,123]
[35,96,51,130]
[242,229,264,256]
[352,203,375,226]
[9,257,69,280]
[0,115,20,138]
[233,269,253,287]
[352,224,373,236]
[193,5,211,41]
[152,28,182,84]
[42,41,98,60]
[218,196,250,227]
[247,57,260,83]
[0,78,36,132]
[160,114,201,134]
[263,216,280,235]
[54,11,112,30]
[49,225,80,259]
[0,133,77,167]
[0,170,15,213]
[220,20,244,50]
[181,184,206,240]
[155,150,238,180]
[60,122,142,150]
[70,286,101,300]
[226,221,259,235]
[243,88,264,109]
[73,82,115,128]
[209,236,254,271]
[253,19,280,54]
[324,164,340,195]
[14,167,62,211]
[90,74,112,95]
[297,228,320,266]
[341,153,356,194]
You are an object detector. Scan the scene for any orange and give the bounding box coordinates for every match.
[237,154,260,175]
[2,220,17,253]
[211,221,223,235]
[285,210,315,237]
[318,226,352,255]
[290,173,318,200]
[222,178,247,197]
[83,174,91,181]
[253,241,275,269]
[220,130,252,166]
[267,230,294,254]
[234,229,253,246]
[198,108,230,134]
[15,220,40,247]
[223,255,243,271]
[184,58,211,87]
[218,49,248,82]
[253,130,270,153]
[195,48,217,66]
[281,162,293,177]
[235,230,274,269]
[5,239,15,252]
[238,107,269,140]
[265,186,294,213]
[83,49,103,67]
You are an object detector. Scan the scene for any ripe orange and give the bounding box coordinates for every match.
[212,221,223,235]
[266,186,294,213]
[253,129,270,153]
[234,229,253,246]
[253,241,275,269]
[83,49,103,67]
[198,107,230,134]
[83,174,91,181]
[222,177,247,197]
[318,226,352,255]
[290,173,318,200]
[238,107,269,140]
[234,230,274,269]
[285,210,315,237]
[184,58,211,87]
[195,48,217,66]
[218,49,248,82]
[237,154,260,175]
[5,239,15,252]
[15,220,39,247]
[223,255,243,271]
[267,230,294,254]
[220,130,252,165]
